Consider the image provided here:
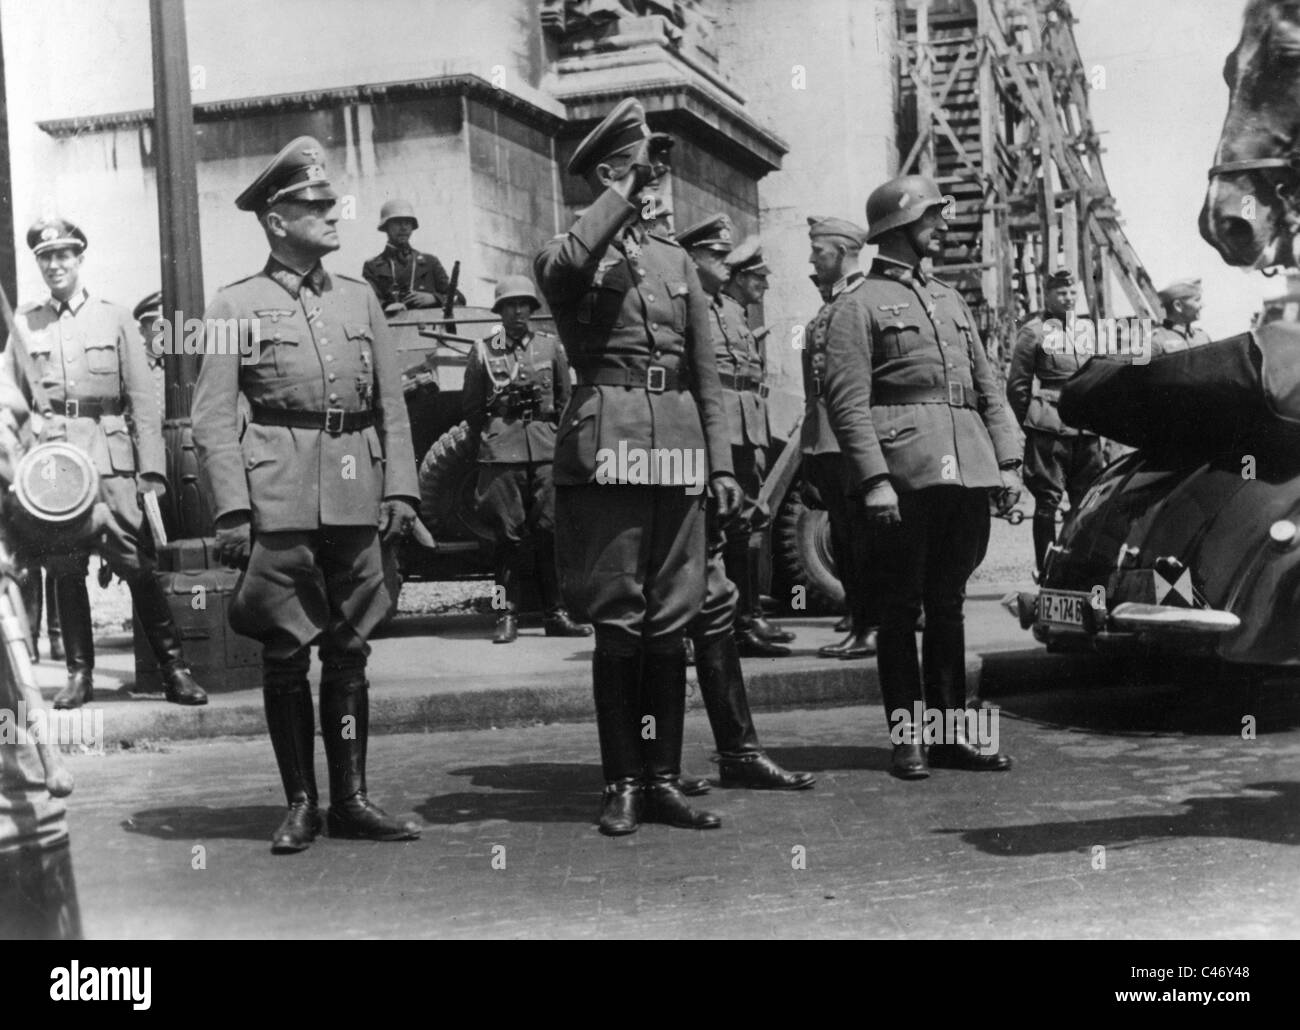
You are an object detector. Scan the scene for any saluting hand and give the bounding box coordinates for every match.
[710,474,744,520]
[863,480,901,527]
[379,499,419,544]
[214,512,252,569]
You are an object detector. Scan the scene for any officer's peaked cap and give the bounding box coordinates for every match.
[1158,278,1202,304]
[567,97,674,177]
[28,217,87,256]
[725,236,770,276]
[676,213,734,252]
[236,136,339,213]
[133,290,164,323]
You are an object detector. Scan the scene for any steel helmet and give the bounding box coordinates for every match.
[865,175,949,243]
[492,275,541,313]
[377,199,420,231]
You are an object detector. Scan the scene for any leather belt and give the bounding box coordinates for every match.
[872,382,977,409]
[50,397,122,419]
[1034,387,1063,402]
[251,405,375,435]
[718,371,770,398]
[488,403,556,423]
[577,365,690,393]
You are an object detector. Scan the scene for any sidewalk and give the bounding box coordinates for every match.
[28,583,1099,744]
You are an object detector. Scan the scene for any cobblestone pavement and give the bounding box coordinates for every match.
[61,679,1300,939]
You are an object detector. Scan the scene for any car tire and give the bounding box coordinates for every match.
[418,421,479,531]
[772,480,845,614]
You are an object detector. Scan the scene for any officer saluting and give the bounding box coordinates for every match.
[462,275,591,643]
[1151,278,1211,357]
[823,175,1020,778]
[0,217,207,710]
[192,137,422,853]
[1006,269,1103,577]
[535,98,743,836]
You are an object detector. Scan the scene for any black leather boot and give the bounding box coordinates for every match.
[20,564,42,662]
[1032,511,1057,580]
[922,617,1012,771]
[735,624,791,657]
[492,542,519,643]
[833,614,851,633]
[130,574,207,705]
[47,576,65,662]
[696,633,815,791]
[53,574,94,710]
[536,531,593,636]
[877,623,928,780]
[592,648,646,835]
[320,666,421,841]
[727,538,793,644]
[641,648,721,829]
[262,657,323,854]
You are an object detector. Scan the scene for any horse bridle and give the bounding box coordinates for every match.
[1208,151,1300,270]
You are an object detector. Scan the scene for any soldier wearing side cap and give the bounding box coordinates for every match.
[362,199,465,316]
[677,216,793,655]
[1006,268,1104,576]
[462,275,591,644]
[192,137,422,853]
[535,98,744,836]
[1151,278,1212,357]
[803,217,880,661]
[823,176,1020,779]
[0,217,207,712]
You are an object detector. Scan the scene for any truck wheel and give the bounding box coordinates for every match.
[418,421,479,531]
[772,482,845,614]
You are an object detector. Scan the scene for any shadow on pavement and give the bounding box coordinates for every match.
[121,805,283,842]
[939,780,1300,854]
[416,761,598,825]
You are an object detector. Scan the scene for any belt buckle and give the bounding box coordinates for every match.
[521,409,534,423]
[759,382,770,399]
[325,407,345,434]
[646,366,666,393]
[948,382,964,408]
[64,399,79,418]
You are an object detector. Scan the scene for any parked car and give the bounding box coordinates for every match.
[1012,324,1300,669]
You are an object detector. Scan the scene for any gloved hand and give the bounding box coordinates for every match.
[710,474,743,521]
[403,290,440,310]
[997,468,1022,512]
[378,498,419,544]
[863,479,901,526]
[214,512,252,570]
[137,473,167,497]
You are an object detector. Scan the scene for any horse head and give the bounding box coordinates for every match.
[1202,0,1300,268]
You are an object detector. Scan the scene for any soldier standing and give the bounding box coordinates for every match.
[362,199,465,316]
[192,137,422,853]
[676,216,792,654]
[1151,278,1211,357]
[1006,269,1104,577]
[132,291,167,420]
[802,217,879,660]
[0,218,207,711]
[823,175,1019,779]
[462,275,591,643]
[535,98,743,836]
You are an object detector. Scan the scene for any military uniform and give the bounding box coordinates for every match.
[462,279,589,643]
[825,176,1019,777]
[192,135,421,852]
[1007,303,1105,573]
[802,268,879,658]
[362,245,461,311]
[1150,319,1212,357]
[0,217,206,710]
[535,97,737,835]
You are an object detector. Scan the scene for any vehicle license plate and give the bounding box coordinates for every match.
[1038,589,1090,627]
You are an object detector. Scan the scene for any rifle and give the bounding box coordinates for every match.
[442,260,461,336]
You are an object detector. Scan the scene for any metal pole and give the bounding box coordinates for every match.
[149,0,209,537]
[0,10,17,318]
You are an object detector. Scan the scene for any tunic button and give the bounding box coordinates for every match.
[328,373,337,382]
[646,294,655,302]
[319,338,328,345]
[329,393,340,403]
[650,322,659,331]
[326,355,335,362]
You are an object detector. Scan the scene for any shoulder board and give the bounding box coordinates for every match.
[220,271,265,290]
[15,301,42,314]
[647,231,682,248]
[334,272,370,287]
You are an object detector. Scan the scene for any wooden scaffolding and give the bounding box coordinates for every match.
[895,0,1161,357]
